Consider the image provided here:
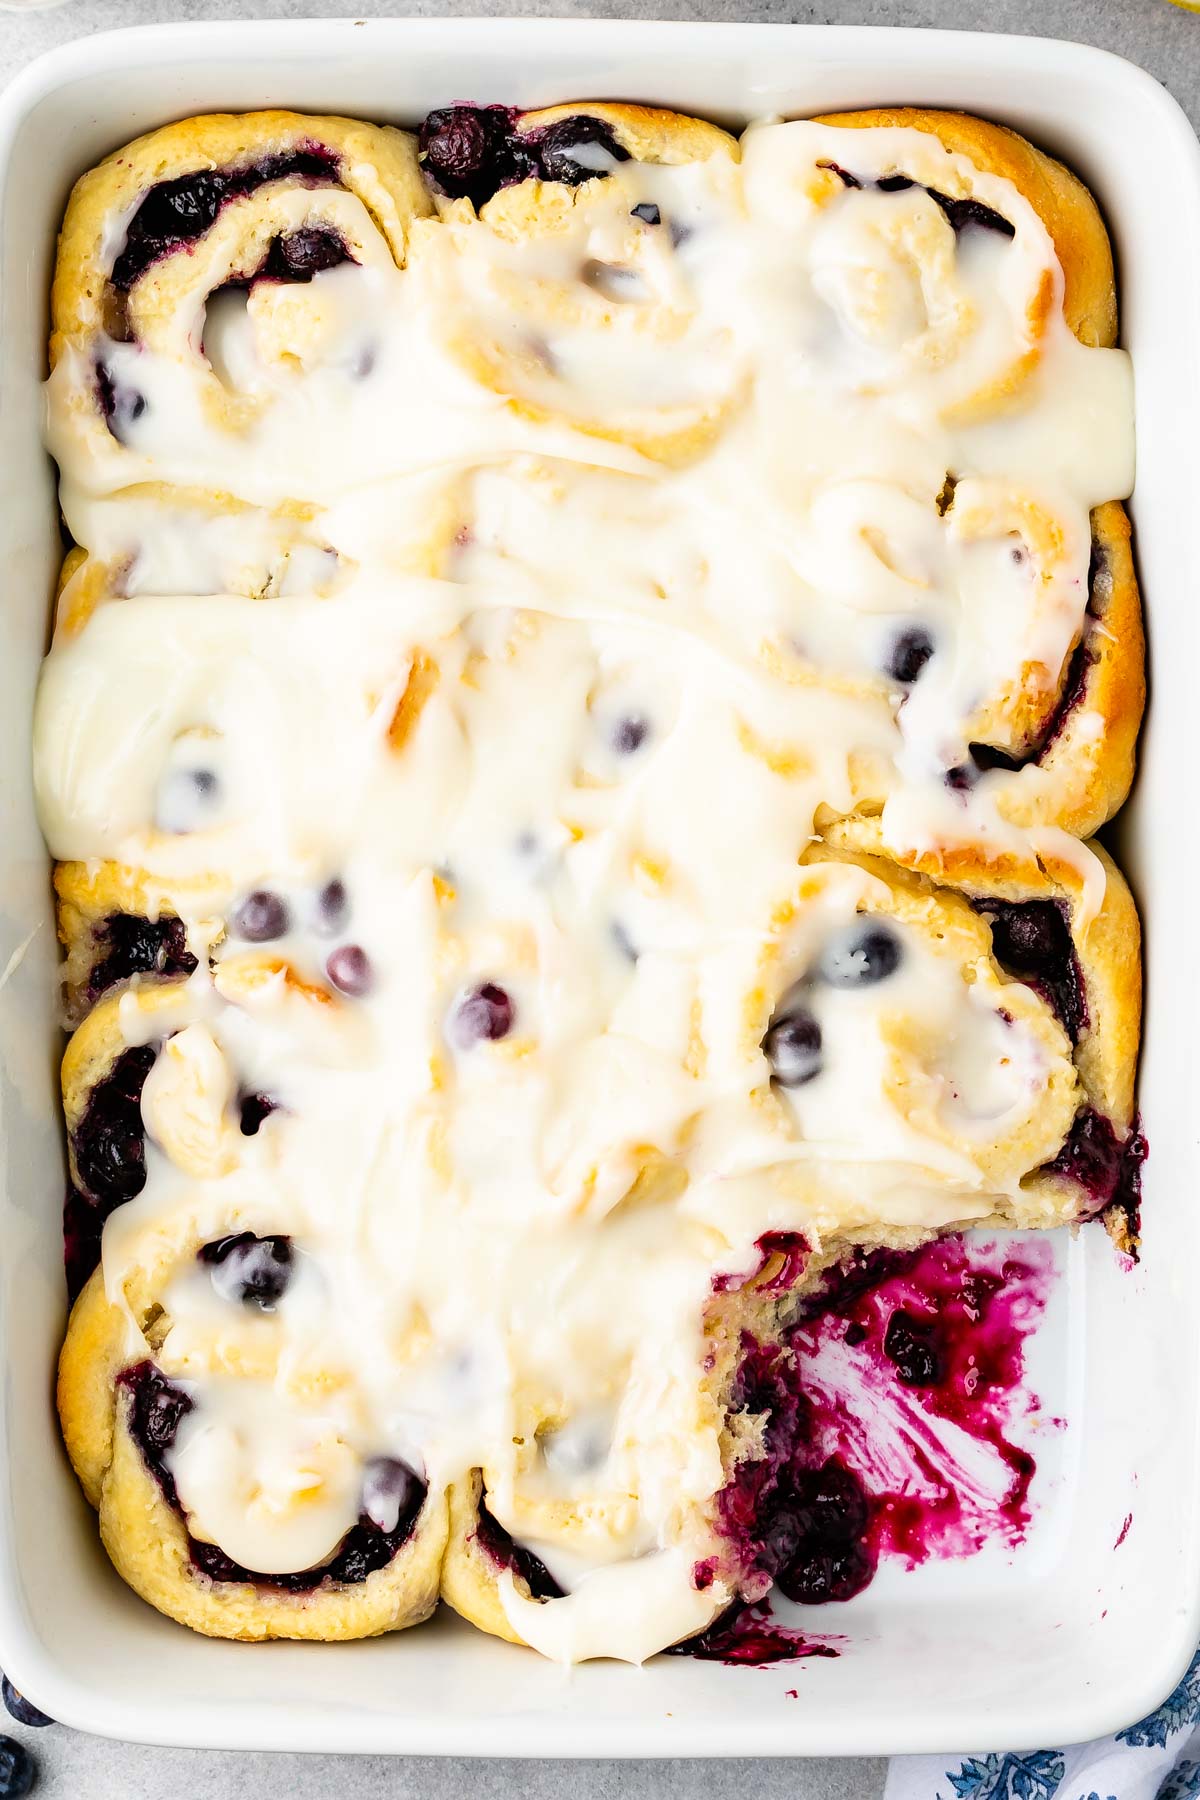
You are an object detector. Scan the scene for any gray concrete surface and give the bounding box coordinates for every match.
[1,0,1196,1792]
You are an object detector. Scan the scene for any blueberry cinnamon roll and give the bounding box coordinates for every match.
[413,103,743,466]
[47,112,433,506]
[724,845,1140,1241]
[58,1241,446,1641]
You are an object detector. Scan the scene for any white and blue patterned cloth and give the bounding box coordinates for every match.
[884,1650,1200,1800]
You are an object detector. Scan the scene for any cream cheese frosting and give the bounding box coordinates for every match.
[39,117,1134,1660]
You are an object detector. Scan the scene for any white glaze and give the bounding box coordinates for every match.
[37,117,1132,1657]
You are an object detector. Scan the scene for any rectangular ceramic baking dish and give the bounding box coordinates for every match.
[1,17,1198,1758]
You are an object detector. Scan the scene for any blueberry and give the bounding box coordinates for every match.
[776,1540,875,1605]
[361,1457,422,1534]
[762,1004,822,1087]
[418,105,533,207]
[201,1232,293,1309]
[238,1093,278,1136]
[876,174,915,193]
[452,982,514,1046]
[819,924,902,988]
[886,627,934,686]
[326,944,373,996]
[1,1677,51,1730]
[611,921,639,964]
[230,890,289,942]
[266,228,349,282]
[631,201,661,225]
[535,116,630,186]
[0,1735,35,1798]
[612,714,649,754]
[156,767,221,835]
[315,878,349,936]
[883,1309,943,1386]
[95,361,147,444]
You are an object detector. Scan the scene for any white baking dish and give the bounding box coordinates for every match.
[0,17,1198,1758]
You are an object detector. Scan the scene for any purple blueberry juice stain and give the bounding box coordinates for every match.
[669,1599,841,1666]
[87,912,197,1003]
[785,1237,1057,1571]
[69,1042,155,1265]
[238,1092,278,1136]
[119,1362,425,1589]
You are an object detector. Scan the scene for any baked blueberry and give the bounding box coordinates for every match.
[315,877,349,936]
[762,1003,822,1087]
[326,944,373,996]
[452,982,515,1045]
[1,1677,51,1730]
[535,116,630,185]
[95,361,147,443]
[612,714,650,754]
[883,1309,943,1386]
[819,924,902,988]
[418,104,533,207]
[230,890,289,942]
[263,227,350,282]
[155,766,221,835]
[886,627,934,686]
[0,1736,35,1799]
[361,1457,423,1534]
[631,201,661,225]
[201,1232,293,1309]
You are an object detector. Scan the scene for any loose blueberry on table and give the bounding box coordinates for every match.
[0,1736,34,1800]
[0,1676,50,1731]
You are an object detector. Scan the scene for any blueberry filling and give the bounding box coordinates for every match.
[972,897,1087,1042]
[119,1361,426,1590]
[762,1003,822,1088]
[886,626,935,686]
[452,981,515,1045]
[111,147,341,290]
[819,923,902,988]
[95,361,147,444]
[1044,1106,1147,1230]
[71,1043,155,1212]
[200,1232,293,1309]
[714,1336,877,1607]
[631,201,661,226]
[87,912,197,1002]
[882,1309,943,1386]
[238,1092,279,1136]
[824,164,1014,237]
[230,889,289,942]
[418,105,628,209]
[474,1497,565,1600]
[945,628,1095,791]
